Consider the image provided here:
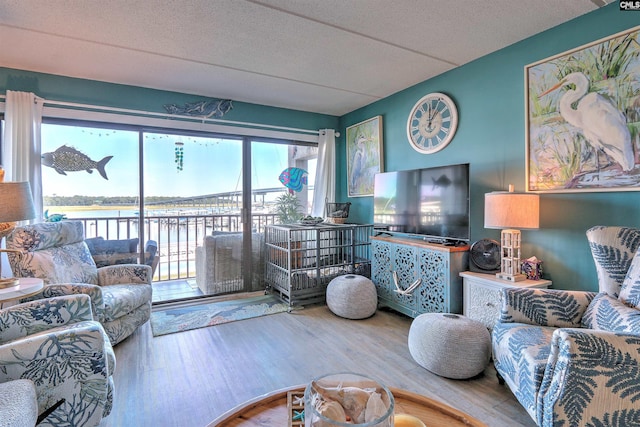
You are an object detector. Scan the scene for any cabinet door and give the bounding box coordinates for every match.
[390,244,419,310]
[372,241,394,301]
[417,248,448,313]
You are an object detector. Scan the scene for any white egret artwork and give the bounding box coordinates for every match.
[346,116,384,197]
[526,25,640,192]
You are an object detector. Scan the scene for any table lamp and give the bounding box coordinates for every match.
[484,184,539,282]
[0,181,36,288]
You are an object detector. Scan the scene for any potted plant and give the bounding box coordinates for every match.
[273,193,302,224]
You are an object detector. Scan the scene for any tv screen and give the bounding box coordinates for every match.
[373,163,470,242]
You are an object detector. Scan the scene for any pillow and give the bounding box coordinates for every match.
[582,292,640,333]
[86,237,139,267]
[619,247,640,309]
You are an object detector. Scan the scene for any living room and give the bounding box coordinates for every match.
[1,2,640,426]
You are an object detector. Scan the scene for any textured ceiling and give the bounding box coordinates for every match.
[0,0,606,116]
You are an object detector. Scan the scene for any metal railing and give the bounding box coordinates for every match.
[76,213,278,281]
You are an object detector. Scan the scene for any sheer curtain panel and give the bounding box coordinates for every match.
[311,129,336,217]
[3,90,44,217]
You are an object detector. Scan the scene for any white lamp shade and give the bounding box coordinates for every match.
[484,191,539,230]
[0,182,36,222]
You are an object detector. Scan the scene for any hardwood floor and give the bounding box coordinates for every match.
[99,304,536,427]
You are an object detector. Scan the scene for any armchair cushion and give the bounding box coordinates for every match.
[582,292,640,332]
[498,287,595,328]
[586,226,640,297]
[620,246,640,308]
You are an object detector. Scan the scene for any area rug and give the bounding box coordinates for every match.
[150,294,289,337]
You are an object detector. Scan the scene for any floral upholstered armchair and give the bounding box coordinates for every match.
[7,220,152,345]
[492,226,640,427]
[0,294,115,426]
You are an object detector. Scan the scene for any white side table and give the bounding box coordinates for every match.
[460,271,551,330]
[0,278,44,308]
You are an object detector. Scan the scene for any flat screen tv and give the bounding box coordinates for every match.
[373,163,470,243]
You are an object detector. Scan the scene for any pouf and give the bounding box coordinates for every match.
[408,313,491,379]
[326,274,377,319]
[0,379,38,427]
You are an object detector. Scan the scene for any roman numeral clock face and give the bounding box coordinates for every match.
[406,93,458,154]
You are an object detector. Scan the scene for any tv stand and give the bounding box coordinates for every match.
[371,235,469,317]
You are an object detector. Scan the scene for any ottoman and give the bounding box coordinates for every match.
[326,274,377,319]
[408,313,491,379]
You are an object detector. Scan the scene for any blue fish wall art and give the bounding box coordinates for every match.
[279,167,308,193]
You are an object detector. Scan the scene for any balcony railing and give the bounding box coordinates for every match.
[76,213,278,282]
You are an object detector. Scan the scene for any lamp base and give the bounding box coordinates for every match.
[496,272,526,282]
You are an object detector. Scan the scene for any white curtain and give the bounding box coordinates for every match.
[3,90,44,219]
[311,129,336,217]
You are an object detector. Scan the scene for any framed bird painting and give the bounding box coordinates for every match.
[346,115,384,197]
[525,25,640,193]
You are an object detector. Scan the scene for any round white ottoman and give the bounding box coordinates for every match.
[408,313,491,379]
[326,274,377,319]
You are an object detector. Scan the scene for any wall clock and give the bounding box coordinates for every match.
[406,92,458,154]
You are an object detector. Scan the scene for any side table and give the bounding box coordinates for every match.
[0,278,44,308]
[460,271,551,330]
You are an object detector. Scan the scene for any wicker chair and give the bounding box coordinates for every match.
[195,231,265,295]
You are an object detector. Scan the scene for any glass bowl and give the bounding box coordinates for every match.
[304,372,394,427]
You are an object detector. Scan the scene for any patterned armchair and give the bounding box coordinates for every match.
[6,220,152,345]
[492,226,640,427]
[0,295,115,426]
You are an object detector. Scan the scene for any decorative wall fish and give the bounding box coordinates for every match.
[164,99,233,118]
[42,145,113,180]
[279,167,308,193]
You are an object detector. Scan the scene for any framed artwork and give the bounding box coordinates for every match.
[526,25,640,193]
[346,115,384,197]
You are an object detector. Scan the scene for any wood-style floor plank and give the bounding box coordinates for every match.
[99,304,536,427]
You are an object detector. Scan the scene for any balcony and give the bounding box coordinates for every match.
[74,212,278,304]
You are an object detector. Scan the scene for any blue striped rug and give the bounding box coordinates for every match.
[150,294,289,336]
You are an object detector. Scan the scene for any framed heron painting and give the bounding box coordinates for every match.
[346,115,384,197]
[525,25,640,193]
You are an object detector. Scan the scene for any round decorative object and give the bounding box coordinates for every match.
[326,275,377,319]
[408,313,490,379]
[406,92,458,154]
[470,238,501,272]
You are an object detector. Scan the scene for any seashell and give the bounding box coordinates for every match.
[316,399,347,423]
[364,392,388,422]
[312,382,373,424]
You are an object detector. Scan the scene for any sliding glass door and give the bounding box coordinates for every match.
[41,120,318,304]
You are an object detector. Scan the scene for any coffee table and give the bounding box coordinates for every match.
[208,384,487,426]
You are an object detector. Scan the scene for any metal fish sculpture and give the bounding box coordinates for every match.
[42,145,113,180]
[279,167,308,193]
[163,99,233,118]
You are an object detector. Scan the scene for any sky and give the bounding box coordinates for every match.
[41,123,315,199]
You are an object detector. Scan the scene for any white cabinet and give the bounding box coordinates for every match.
[460,271,551,330]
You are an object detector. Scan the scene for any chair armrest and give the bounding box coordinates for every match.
[97,264,152,286]
[0,320,112,405]
[538,328,640,426]
[498,288,596,327]
[0,295,94,344]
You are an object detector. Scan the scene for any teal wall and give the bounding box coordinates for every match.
[0,68,339,132]
[338,4,640,291]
